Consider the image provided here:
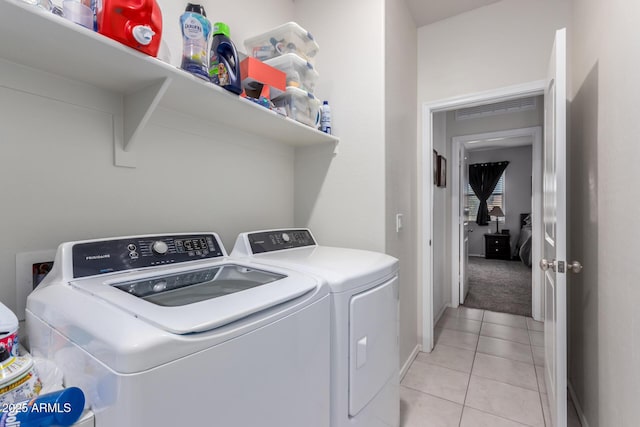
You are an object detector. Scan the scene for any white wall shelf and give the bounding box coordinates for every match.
[0,0,338,167]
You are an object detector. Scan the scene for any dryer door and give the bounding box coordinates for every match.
[349,275,398,416]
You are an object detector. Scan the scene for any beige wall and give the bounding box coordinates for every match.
[569,0,640,425]
[293,0,387,252]
[384,0,420,368]
[417,0,570,103]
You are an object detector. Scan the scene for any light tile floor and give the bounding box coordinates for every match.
[400,306,582,427]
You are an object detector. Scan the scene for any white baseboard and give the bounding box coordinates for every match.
[469,253,484,258]
[568,381,590,427]
[400,344,420,381]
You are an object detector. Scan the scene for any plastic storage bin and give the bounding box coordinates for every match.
[273,86,321,128]
[265,53,319,93]
[244,22,319,65]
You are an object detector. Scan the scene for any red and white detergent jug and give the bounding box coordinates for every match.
[97,0,163,57]
[0,303,18,358]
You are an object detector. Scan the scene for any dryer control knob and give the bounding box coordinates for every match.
[152,241,169,255]
[281,233,290,242]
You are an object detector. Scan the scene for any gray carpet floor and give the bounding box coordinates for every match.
[462,256,532,317]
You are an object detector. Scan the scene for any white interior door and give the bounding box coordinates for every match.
[459,145,470,304]
[542,28,567,427]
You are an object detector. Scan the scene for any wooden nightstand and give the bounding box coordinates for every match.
[484,233,511,260]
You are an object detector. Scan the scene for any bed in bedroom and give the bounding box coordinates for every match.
[515,213,533,267]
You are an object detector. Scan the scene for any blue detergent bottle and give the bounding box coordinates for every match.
[180,3,211,80]
[209,22,242,95]
[0,387,85,427]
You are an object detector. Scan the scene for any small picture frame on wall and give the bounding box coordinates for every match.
[438,155,447,187]
[433,150,439,186]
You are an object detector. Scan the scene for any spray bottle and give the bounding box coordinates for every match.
[320,101,332,134]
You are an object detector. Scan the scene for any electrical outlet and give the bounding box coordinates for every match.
[15,250,55,321]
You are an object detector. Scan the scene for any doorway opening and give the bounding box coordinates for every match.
[420,81,545,352]
[451,126,542,319]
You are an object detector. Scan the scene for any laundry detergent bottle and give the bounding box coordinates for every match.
[96,0,163,57]
[209,22,242,94]
[180,3,211,80]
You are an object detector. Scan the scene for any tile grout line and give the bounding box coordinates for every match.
[530,330,548,427]
[474,347,536,366]
[409,354,472,375]
[537,384,548,427]
[458,311,485,427]
[399,383,466,408]
[481,319,529,330]
[463,404,539,427]
[468,370,540,393]
[412,344,476,374]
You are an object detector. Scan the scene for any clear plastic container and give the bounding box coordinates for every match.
[63,1,93,29]
[273,86,321,128]
[265,53,319,93]
[244,22,319,65]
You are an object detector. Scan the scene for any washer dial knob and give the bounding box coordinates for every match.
[152,240,169,255]
[282,233,291,242]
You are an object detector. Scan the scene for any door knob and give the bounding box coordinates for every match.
[568,261,583,273]
[539,258,556,272]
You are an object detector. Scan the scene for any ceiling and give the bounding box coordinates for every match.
[406,0,502,27]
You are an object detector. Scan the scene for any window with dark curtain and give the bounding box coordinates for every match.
[465,174,505,222]
[468,161,509,225]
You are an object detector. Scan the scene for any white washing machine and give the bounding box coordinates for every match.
[232,229,399,427]
[26,232,330,427]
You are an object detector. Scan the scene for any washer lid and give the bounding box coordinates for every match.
[69,262,318,334]
[245,246,398,293]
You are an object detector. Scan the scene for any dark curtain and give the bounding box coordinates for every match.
[469,161,509,225]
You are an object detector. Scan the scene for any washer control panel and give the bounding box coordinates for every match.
[72,234,224,278]
[247,229,316,254]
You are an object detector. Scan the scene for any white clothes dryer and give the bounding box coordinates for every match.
[232,229,400,427]
[26,232,330,427]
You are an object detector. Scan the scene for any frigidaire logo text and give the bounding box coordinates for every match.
[86,254,111,260]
